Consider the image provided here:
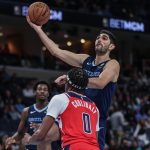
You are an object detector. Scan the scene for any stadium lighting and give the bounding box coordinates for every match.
[80,38,85,44]
[67,41,72,46]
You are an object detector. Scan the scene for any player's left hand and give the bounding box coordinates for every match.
[5,137,16,149]
[26,16,42,30]
[22,133,31,145]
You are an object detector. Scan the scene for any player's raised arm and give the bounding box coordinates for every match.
[26,16,89,68]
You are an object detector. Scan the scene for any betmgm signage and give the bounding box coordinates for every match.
[13,5,145,32]
[16,5,63,21]
[103,18,145,32]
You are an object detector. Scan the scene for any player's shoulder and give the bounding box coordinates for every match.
[49,93,69,107]
[107,59,120,68]
[109,59,119,64]
[21,107,30,119]
[23,104,34,113]
[51,93,69,103]
[52,93,67,99]
[23,107,29,113]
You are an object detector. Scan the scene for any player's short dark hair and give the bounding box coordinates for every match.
[67,68,88,90]
[100,29,117,46]
[33,81,50,92]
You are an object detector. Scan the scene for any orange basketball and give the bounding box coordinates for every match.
[28,2,50,26]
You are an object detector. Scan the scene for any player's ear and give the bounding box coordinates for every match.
[109,43,115,50]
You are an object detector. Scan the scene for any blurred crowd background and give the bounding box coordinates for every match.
[0,0,150,150]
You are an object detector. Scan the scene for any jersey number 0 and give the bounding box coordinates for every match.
[82,113,92,133]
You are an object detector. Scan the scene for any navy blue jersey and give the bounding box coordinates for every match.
[82,56,117,120]
[26,104,48,150]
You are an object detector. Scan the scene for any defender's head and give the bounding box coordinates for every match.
[65,68,88,92]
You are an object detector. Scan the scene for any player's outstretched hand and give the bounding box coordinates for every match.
[54,75,67,86]
[22,133,31,145]
[26,16,42,30]
[5,137,16,149]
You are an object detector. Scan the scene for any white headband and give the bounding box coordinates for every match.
[66,75,83,89]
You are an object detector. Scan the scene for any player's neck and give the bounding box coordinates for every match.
[35,100,48,109]
[95,54,110,65]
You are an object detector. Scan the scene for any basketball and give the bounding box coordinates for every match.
[28,2,50,26]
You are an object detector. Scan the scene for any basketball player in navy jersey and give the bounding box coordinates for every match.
[22,68,100,150]
[27,16,120,150]
[5,81,59,150]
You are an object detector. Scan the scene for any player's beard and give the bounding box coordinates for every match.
[95,44,108,55]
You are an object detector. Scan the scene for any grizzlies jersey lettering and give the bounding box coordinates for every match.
[82,56,117,120]
[60,92,99,148]
[26,104,48,150]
